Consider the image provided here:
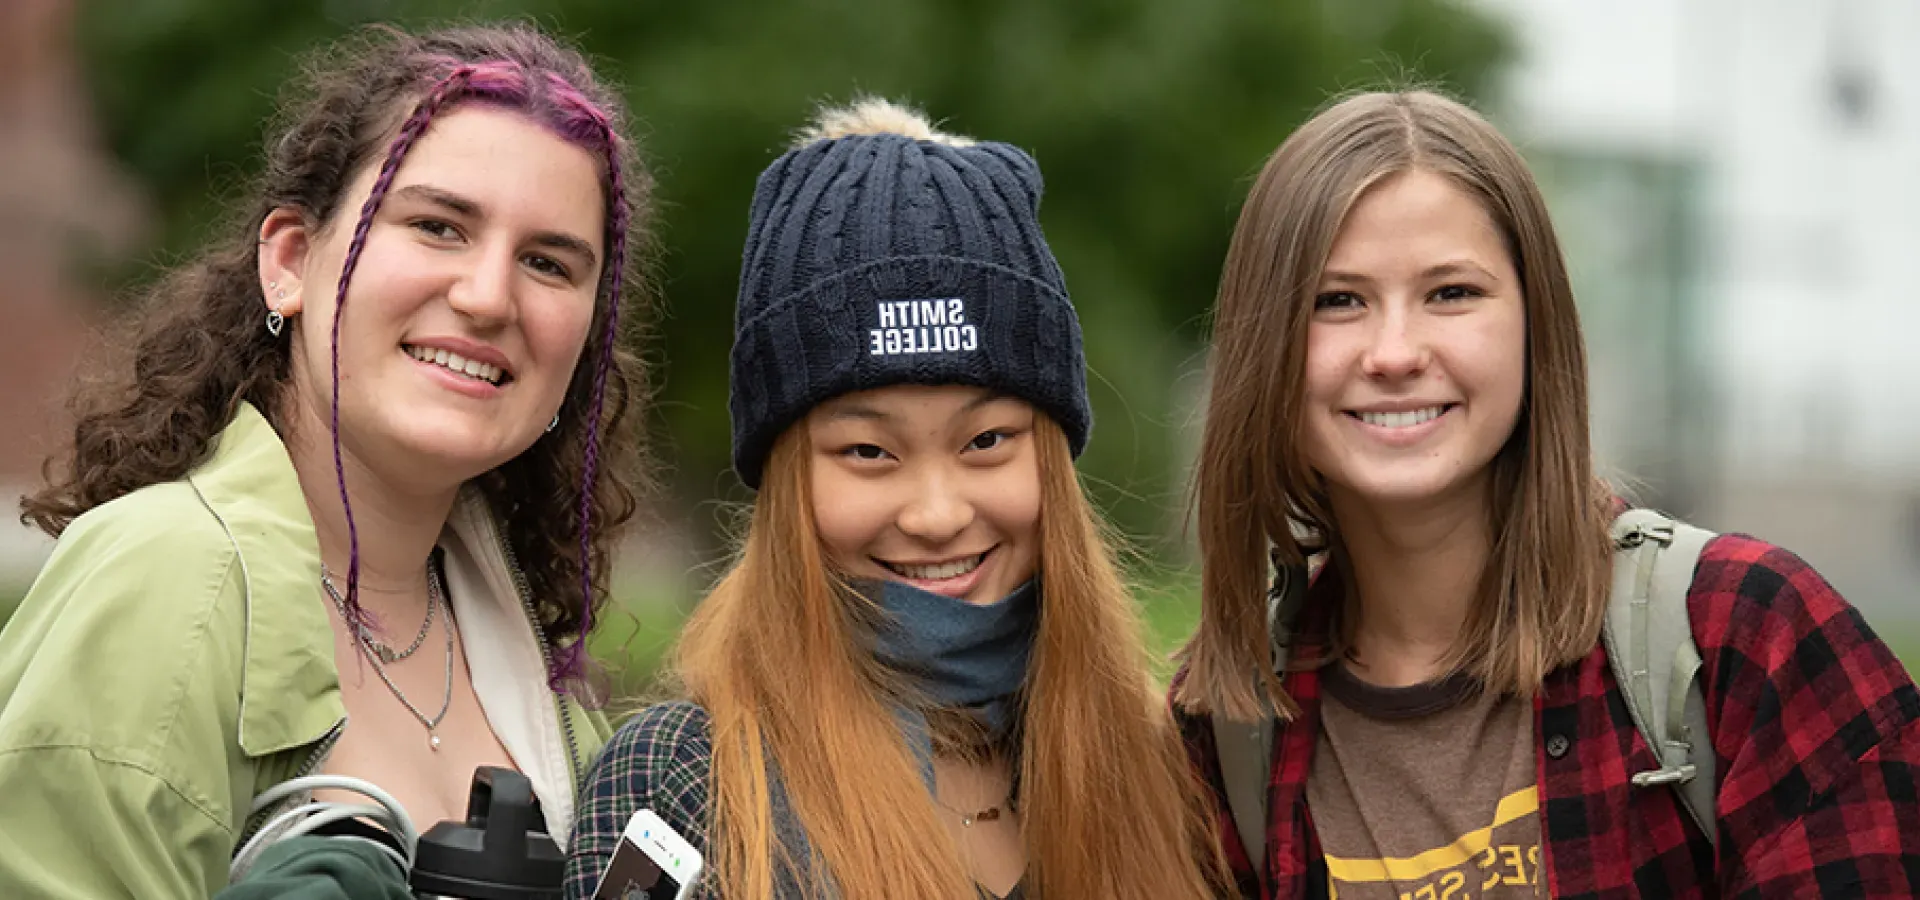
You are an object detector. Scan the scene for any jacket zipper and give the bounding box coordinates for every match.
[236,533,581,850]
[236,717,347,849]
[203,490,356,852]
[499,535,584,787]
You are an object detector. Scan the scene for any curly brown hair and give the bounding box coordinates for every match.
[22,22,656,687]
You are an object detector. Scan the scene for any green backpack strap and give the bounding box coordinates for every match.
[1602,508,1719,848]
[1211,562,1307,872]
[1213,710,1273,868]
[1215,514,1722,864]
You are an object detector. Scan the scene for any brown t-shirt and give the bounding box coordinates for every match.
[1306,663,1545,899]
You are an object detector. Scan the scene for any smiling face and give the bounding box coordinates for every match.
[1300,168,1527,516]
[270,105,606,492]
[805,385,1041,606]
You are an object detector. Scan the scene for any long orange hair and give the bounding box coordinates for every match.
[673,414,1229,898]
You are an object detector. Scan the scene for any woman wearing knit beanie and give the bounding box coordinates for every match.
[565,98,1230,899]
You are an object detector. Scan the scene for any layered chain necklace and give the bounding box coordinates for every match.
[321,551,455,751]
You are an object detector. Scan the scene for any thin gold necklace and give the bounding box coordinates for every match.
[932,777,1010,827]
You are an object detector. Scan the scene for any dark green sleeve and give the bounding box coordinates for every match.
[215,836,413,900]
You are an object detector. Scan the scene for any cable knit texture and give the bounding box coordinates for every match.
[728,101,1090,487]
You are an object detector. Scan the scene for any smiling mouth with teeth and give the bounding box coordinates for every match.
[1350,404,1454,428]
[880,550,989,582]
[405,345,510,386]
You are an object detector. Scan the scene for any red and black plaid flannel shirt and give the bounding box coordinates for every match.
[1175,533,1920,898]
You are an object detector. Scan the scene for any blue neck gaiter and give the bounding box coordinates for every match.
[756,577,1041,892]
[867,576,1040,738]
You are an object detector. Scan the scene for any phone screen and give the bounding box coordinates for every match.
[590,834,686,900]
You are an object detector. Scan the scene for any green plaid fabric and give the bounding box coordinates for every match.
[563,701,1027,899]
[565,702,718,899]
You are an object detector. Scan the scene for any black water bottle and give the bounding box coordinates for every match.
[410,767,566,900]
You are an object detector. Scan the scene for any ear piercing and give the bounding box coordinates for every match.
[266,281,288,336]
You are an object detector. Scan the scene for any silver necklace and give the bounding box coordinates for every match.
[320,561,437,663]
[322,554,456,751]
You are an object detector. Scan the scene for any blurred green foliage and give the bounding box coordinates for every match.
[77,0,1512,556]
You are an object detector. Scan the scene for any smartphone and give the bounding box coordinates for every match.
[590,809,704,900]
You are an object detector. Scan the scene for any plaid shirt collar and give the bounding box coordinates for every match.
[1177,533,1920,899]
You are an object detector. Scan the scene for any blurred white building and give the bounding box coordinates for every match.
[1472,0,1919,625]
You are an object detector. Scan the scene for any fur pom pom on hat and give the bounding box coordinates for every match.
[792,96,977,148]
[727,98,1091,488]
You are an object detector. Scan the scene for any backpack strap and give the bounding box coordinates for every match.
[1215,512,1721,867]
[1602,508,1719,848]
[1213,711,1273,869]
[1211,562,1308,875]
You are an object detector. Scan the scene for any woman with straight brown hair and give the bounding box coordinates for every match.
[1174,89,1920,898]
[564,98,1229,899]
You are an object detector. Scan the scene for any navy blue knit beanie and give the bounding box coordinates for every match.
[728,98,1091,488]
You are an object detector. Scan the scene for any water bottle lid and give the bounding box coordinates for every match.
[410,766,565,900]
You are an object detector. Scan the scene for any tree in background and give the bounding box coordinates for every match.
[78,0,1510,560]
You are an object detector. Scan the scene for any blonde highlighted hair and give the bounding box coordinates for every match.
[673,416,1228,898]
[1175,89,1615,722]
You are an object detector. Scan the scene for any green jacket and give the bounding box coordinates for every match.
[0,403,611,898]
